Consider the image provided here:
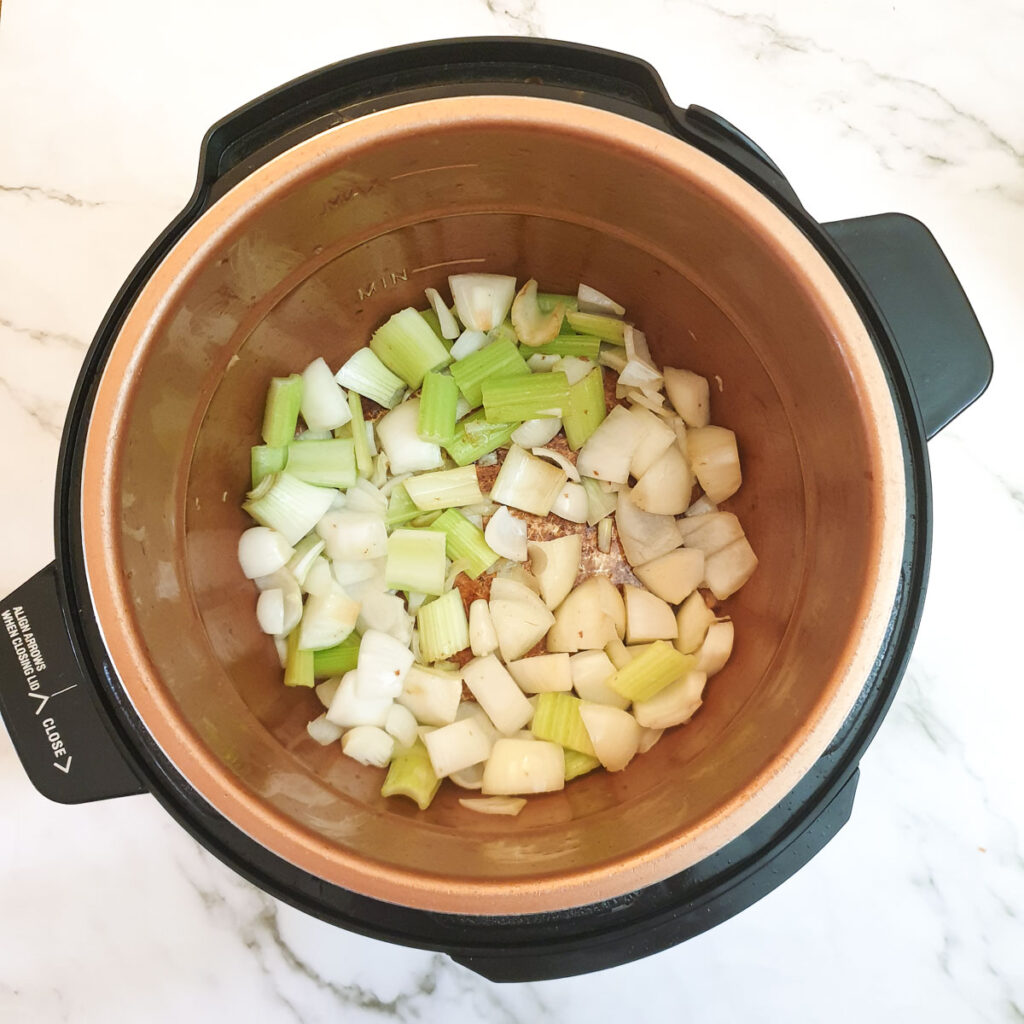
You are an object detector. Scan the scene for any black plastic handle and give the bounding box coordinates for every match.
[0,564,145,803]
[824,213,993,439]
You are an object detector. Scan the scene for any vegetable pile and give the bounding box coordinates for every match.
[238,275,757,816]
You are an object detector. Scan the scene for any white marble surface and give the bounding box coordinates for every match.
[1,0,1022,1019]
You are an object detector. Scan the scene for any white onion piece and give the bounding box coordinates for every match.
[695,620,734,676]
[253,568,303,634]
[599,345,627,373]
[341,725,394,767]
[356,590,413,646]
[326,671,392,728]
[578,703,641,772]
[631,445,693,516]
[449,763,485,790]
[531,447,580,482]
[316,510,388,562]
[345,478,388,514]
[301,557,333,596]
[424,717,494,778]
[526,353,560,373]
[615,490,682,567]
[623,584,678,643]
[663,366,711,427]
[397,665,462,726]
[450,328,490,360]
[552,356,595,386]
[376,399,443,474]
[674,591,717,655]
[355,629,415,700]
[255,588,285,635]
[461,655,534,734]
[510,417,561,448]
[633,548,705,604]
[703,537,758,600]
[687,425,742,503]
[333,556,386,586]
[547,578,617,654]
[300,357,352,431]
[577,283,625,316]
[484,505,528,561]
[527,534,582,610]
[637,726,664,754]
[678,512,745,555]
[627,405,676,479]
[488,579,556,663]
[459,796,527,816]
[273,636,288,669]
[469,599,500,657]
[576,405,644,484]
[298,582,360,651]
[306,713,344,746]
[238,527,294,579]
[384,703,419,749]
[633,670,707,729]
[286,537,326,586]
[569,650,630,709]
[550,482,588,524]
[424,286,461,339]
[685,493,718,517]
[448,273,516,331]
[315,676,342,709]
[495,560,543,596]
[481,738,564,795]
[506,653,573,694]
[490,444,567,517]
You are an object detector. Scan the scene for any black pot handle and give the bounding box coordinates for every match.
[195,37,802,209]
[824,213,993,439]
[0,564,146,803]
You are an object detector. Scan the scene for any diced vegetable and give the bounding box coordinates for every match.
[298,581,360,651]
[511,278,565,348]
[417,589,470,663]
[633,670,707,729]
[403,465,483,511]
[251,444,288,488]
[687,425,742,503]
[424,287,461,340]
[577,283,625,316]
[695,620,735,677]
[244,472,337,545]
[301,357,352,431]
[238,526,294,579]
[285,438,357,489]
[385,528,448,596]
[284,629,314,689]
[370,306,452,388]
[376,399,443,475]
[342,725,395,767]
[490,444,567,517]
[615,489,682,568]
[469,599,500,657]
[484,505,528,561]
[450,338,530,407]
[634,548,705,604]
[510,417,561,448]
[569,650,630,709]
[448,273,517,332]
[527,534,581,610]
[488,577,556,662]
[417,371,459,445]
[703,537,759,600]
[576,405,644,483]
[335,348,406,408]
[424,716,494,778]
[312,633,361,677]
[481,739,565,795]
[507,653,573,694]
[623,584,678,644]
[381,738,441,809]
[608,641,694,703]
[519,334,601,359]
[459,796,527,816]
[397,664,462,726]
[565,311,627,343]
[562,367,607,451]
[262,373,303,447]
[578,703,641,771]
[663,366,710,427]
[550,482,588,524]
[307,713,344,746]
[630,445,692,516]
[316,510,388,562]
[531,692,595,755]
[462,655,534,734]
[482,371,570,422]
[445,410,519,466]
[428,508,499,578]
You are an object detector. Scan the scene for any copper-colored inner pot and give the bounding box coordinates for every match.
[81,97,905,914]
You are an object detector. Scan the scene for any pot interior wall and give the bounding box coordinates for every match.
[105,106,887,901]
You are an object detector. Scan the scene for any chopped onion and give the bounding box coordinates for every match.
[469,598,500,657]
[448,273,517,331]
[341,725,394,767]
[527,534,581,610]
[633,670,707,729]
[576,405,644,484]
[397,664,462,726]
[618,326,662,389]
[703,537,758,600]
[301,556,334,596]
[695,620,734,676]
[301,357,353,431]
[510,417,561,448]
[355,628,416,700]
[238,526,294,579]
[489,444,567,517]
[316,509,388,562]
[306,713,344,746]
[254,567,303,634]
[615,489,682,567]
[569,650,630,709]
[530,447,580,482]
[326,671,392,728]
[507,653,573,694]
[484,505,528,562]
[459,796,527,816]
[674,591,717,654]
[627,405,676,479]
[384,702,419,749]
[376,399,444,475]
[550,482,588,524]
[633,548,705,604]
[298,581,360,651]
[578,703,641,772]
[488,578,556,662]
[637,726,664,753]
[597,517,613,553]
[663,366,711,427]
[286,534,326,586]
[631,445,693,516]
[462,655,534,734]
[577,283,625,316]
[450,328,490,361]
[356,589,413,646]
[424,716,494,778]
[481,738,564,795]
[623,584,678,643]
[255,588,285,635]
[526,353,560,373]
[678,512,745,555]
[315,676,342,708]
[552,355,595,386]
[449,763,485,790]
[424,287,461,339]
[687,425,742,503]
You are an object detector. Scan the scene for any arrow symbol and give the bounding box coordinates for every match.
[53,757,72,774]
[28,692,49,715]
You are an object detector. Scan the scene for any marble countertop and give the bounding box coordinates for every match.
[1,0,1021,1019]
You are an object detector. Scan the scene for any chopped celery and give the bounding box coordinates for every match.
[385,529,448,596]
[517,335,601,359]
[482,371,570,423]
[565,311,627,344]
[427,508,499,579]
[417,589,470,663]
[284,438,357,488]
[385,482,422,528]
[370,306,452,389]
[419,308,454,350]
[348,391,372,478]
[251,444,287,488]
[261,374,303,448]
[284,629,314,688]
[335,348,406,408]
[381,738,441,810]
[608,641,694,702]
[449,338,530,407]
[444,410,519,466]
[488,319,518,346]
[530,692,596,755]
[312,633,361,677]
[537,291,579,316]
[417,371,458,445]
[403,465,483,511]
[563,749,601,781]
[243,472,336,545]
[562,367,607,450]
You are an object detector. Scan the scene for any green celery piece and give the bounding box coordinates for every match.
[427,508,499,579]
[284,438,357,488]
[565,311,626,344]
[482,371,570,423]
[251,444,287,489]
[386,482,422,528]
[416,589,470,663]
[537,292,579,315]
[370,306,452,389]
[381,738,441,810]
[335,348,405,408]
[419,308,453,350]
[449,338,530,407]
[563,749,601,781]
[608,642,694,702]
[444,410,518,466]
[348,391,372,478]
[385,529,448,596]
[562,367,607,450]
[517,334,601,359]
[418,371,459,445]
[488,319,518,346]
[284,629,315,688]
[261,373,303,448]
[531,692,596,755]
[312,633,361,677]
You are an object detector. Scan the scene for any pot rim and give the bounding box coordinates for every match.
[79,94,907,915]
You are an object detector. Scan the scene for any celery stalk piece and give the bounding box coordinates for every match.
[417,589,470,663]
[261,374,303,447]
[537,291,579,315]
[427,508,499,579]
[403,465,483,511]
[487,319,518,346]
[530,692,596,755]
[517,335,601,359]
[385,482,422,528]
[312,632,361,677]
[608,640,695,702]
[284,629,315,688]
[284,438,357,488]
[565,311,627,344]
[370,306,452,389]
[251,445,287,488]
[417,371,459,445]
[418,307,451,348]
[381,738,442,810]
[562,367,608,450]
[449,338,530,407]
[444,410,519,466]
[347,391,373,478]
[385,528,448,596]
[244,472,336,545]
[563,748,601,781]
[335,348,406,408]
[482,371,570,423]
